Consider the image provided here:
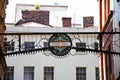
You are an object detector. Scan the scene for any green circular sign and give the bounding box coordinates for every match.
[49,34,72,56]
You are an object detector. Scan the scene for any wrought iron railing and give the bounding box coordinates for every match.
[0,32,120,57]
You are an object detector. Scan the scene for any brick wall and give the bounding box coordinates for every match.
[62,17,71,27]
[22,10,49,25]
[0,0,8,80]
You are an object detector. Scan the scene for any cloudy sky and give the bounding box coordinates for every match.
[5,0,99,26]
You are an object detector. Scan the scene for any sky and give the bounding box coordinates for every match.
[5,0,99,26]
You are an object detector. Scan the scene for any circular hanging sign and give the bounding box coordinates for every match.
[49,34,72,57]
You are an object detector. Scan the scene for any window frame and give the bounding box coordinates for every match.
[95,67,99,80]
[24,42,35,51]
[4,66,14,80]
[76,42,86,52]
[24,66,34,80]
[4,41,15,52]
[76,67,86,80]
[44,66,54,80]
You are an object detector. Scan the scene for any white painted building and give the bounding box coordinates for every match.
[15,4,69,27]
[113,0,120,79]
[5,24,99,80]
[4,4,99,80]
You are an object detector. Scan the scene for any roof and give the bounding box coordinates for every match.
[16,4,68,8]
[15,19,53,27]
[5,25,98,33]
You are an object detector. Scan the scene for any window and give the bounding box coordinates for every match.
[43,42,51,55]
[44,42,49,49]
[24,67,34,80]
[24,42,35,51]
[95,68,99,80]
[4,67,14,80]
[44,42,50,51]
[76,43,86,51]
[4,41,14,52]
[94,42,99,50]
[76,67,86,80]
[44,67,54,80]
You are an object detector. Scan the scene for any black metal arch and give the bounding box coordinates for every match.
[1,32,120,57]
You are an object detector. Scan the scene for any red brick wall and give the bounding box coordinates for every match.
[22,10,49,25]
[103,20,113,50]
[62,17,71,27]
[102,19,114,80]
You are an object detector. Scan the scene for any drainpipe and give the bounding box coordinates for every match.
[99,0,104,80]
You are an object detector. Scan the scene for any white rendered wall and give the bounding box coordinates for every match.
[113,1,120,79]
[5,25,99,80]
[15,4,68,27]
[6,53,99,80]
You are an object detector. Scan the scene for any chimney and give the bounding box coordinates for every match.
[22,10,49,25]
[83,16,94,27]
[62,17,71,27]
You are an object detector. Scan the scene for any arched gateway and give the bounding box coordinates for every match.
[1,32,120,57]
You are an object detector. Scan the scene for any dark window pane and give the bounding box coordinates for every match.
[44,67,54,80]
[25,42,35,50]
[76,67,86,80]
[95,68,99,80]
[4,67,14,80]
[24,67,34,80]
[76,43,86,51]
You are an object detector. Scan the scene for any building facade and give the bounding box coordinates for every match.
[0,0,8,80]
[113,0,120,80]
[98,0,120,80]
[0,0,8,45]
[4,4,99,80]
[15,4,69,27]
[5,24,99,80]
[98,0,114,80]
